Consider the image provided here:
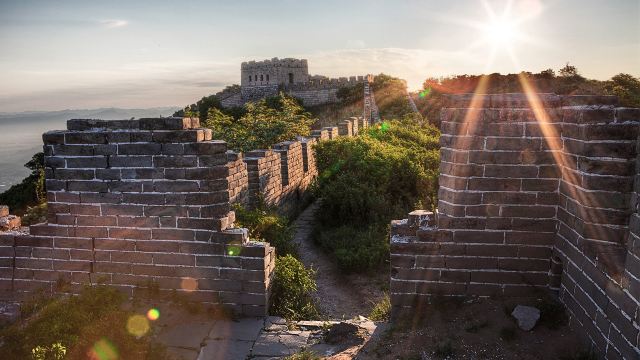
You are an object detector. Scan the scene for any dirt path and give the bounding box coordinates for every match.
[292,202,386,320]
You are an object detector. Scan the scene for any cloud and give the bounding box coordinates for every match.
[101,19,128,28]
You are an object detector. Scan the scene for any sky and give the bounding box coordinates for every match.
[0,0,638,112]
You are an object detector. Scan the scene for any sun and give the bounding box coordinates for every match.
[483,18,519,46]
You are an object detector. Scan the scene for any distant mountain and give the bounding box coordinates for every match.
[0,107,182,124]
[0,106,182,190]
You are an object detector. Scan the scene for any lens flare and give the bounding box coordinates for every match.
[180,277,198,292]
[88,338,118,360]
[380,122,390,132]
[419,87,431,98]
[126,314,150,337]
[147,308,160,321]
[227,245,241,256]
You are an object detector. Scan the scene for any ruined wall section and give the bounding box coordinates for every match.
[0,118,274,316]
[391,94,562,313]
[390,94,640,358]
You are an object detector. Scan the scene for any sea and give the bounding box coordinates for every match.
[0,107,180,191]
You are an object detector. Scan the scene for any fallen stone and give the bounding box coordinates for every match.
[0,205,8,217]
[511,305,540,331]
[324,322,364,345]
[251,333,310,357]
[0,215,21,231]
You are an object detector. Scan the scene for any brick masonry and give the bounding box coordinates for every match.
[0,112,372,317]
[390,93,640,358]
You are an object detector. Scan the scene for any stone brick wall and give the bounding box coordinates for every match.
[390,94,640,358]
[0,118,274,316]
[554,104,640,359]
[244,150,282,208]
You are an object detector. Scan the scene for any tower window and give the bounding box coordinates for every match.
[260,74,264,81]
[249,75,252,81]
[289,73,294,84]
[266,74,269,82]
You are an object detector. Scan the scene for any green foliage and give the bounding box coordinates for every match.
[204,93,313,152]
[0,152,46,215]
[312,120,439,272]
[0,286,168,359]
[371,74,415,120]
[22,202,48,226]
[314,224,389,272]
[369,293,391,322]
[233,204,297,256]
[270,255,320,321]
[606,73,640,107]
[336,83,364,105]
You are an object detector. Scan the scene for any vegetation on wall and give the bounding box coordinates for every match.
[312,119,440,272]
[415,64,640,128]
[203,93,313,152]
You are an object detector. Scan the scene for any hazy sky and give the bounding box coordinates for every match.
[0,0,638,112]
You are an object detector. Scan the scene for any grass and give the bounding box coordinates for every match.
[283,349,321,360]
[0,286,171,360]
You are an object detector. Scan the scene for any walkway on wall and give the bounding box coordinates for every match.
[292,201,386,319]
[407,92,419,114]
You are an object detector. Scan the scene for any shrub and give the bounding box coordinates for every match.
[314,224,389,273]
[270,255,320,321]
[22,203,48,226]
[233,204,297,256]
[312,120,439,271]
[203,93,313,152]
[369,293,391,321]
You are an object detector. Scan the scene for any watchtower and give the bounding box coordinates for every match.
[240,57,309,88]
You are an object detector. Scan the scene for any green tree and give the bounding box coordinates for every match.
[559,63,580,78]
[0,152,45,214]
[606,73,640,107]
[203,93,313,152]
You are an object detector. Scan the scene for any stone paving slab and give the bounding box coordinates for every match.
[157,321,213,350]
[208,317,264,341]
[153,306,380,359]
[197,339,254,360]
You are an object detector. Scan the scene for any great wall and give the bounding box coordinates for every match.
[390,94,640,359]
[0,59,638,358]
[215,57,374,108]
[0,71,379,319]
